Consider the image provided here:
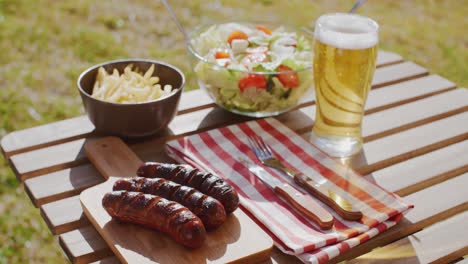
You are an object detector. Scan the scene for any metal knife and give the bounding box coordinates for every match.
[240,158,334,230]
[255,154,363,221]
[286,170,363,221]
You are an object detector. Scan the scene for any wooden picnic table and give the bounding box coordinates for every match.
[1,50,467,264]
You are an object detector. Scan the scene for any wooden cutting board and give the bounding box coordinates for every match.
[80,136,273,264]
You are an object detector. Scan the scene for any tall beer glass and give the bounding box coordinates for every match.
[310,13,379,157]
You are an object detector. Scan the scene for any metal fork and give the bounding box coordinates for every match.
[248,135,298,178]
[247,135,363,221]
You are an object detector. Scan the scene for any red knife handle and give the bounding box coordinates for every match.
[294,174,363,221]
[274,183,334,230]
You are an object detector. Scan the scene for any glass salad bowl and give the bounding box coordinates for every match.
[187,22,314,117]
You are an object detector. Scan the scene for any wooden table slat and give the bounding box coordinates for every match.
[24,164,105,207]
[349,238,421,264]
[358,111,468,174]
[355,211,468,264]
[176,88,214,115]
[367,140,468,196]
[363,88,468,140]
[0,116,94,158]
[268,248,302,264]
[371,61,428,88]
[59,226,113,264]
[89,257,120,264]
[376,50,403,67]
[10,138,89,181]
[403,173,468,224]
[365,74,456,114]
[41,195,89,235]
[372,211,468,263]
[330,173,468,263]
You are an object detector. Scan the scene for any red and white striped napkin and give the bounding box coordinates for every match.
[166,118,413,264]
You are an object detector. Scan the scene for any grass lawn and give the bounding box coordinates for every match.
[0,0,466,263]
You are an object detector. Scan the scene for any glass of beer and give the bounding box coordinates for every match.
[310,13,379,157]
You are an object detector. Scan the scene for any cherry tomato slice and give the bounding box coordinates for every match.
[228,31,248,45]
[238,74,267,92]
[276,65,299,88]
[256,25,272,35]
[215,51,230,59]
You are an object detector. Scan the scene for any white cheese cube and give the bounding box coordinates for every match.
[231,39,249,54]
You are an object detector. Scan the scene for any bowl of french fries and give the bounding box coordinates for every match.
[77,59,185,138]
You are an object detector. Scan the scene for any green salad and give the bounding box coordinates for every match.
[190,22,314,116]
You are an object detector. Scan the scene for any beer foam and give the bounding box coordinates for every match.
[314,13,378,50]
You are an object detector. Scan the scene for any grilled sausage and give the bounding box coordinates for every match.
[137,162,239,214]
[113,177,226,230]
[102,191,206,248]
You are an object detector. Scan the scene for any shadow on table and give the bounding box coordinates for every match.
[300,129,372,179]
[346,236,418,264]
[338,150,370,171]
[341,149,381,184]
[197,107,253,132]
[123,126,176,145]
[67,129,178,191]
[102,212,241,263]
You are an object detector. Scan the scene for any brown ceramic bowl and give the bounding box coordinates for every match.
[77,59,185,138]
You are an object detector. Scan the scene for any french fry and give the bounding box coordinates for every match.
[91,64,174,103]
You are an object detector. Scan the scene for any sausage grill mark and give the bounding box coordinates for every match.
[102,190,206,248]
[113,177,227,230]
[137,162,240,214]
